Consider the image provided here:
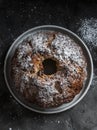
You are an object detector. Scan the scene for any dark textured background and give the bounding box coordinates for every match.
[0,0,97,130]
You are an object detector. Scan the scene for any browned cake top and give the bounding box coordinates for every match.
[11,31,87,108]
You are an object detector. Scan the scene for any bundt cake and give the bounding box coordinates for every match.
[11,31,87,108]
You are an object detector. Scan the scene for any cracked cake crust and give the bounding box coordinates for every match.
[11,31,87,108]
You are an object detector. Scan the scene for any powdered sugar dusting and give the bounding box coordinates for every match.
[11,30,87,107]
[51,33,86,67]
[16,42,33,70]
[78,18,97,46]
[30,31,52,54]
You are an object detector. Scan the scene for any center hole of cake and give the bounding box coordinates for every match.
[42,58,57,75]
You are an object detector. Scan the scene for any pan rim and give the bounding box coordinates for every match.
[4,25,93,114]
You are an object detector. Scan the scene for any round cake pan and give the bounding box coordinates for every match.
[4,25,93,114]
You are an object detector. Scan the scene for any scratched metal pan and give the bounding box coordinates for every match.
[4,25,93,114]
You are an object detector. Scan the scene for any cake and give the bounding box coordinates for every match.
[11,30,87,108]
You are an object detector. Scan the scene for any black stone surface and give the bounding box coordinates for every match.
[0,0,97,130]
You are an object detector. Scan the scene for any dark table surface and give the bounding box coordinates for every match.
[0,0,97,130]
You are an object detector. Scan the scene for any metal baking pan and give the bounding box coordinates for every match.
[4,25,93,114]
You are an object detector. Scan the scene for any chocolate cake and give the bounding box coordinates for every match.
[11,31,87,108]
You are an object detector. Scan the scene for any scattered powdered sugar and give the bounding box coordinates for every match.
[19,55,33,70]
[57,120,60,124]
[78,18,97,46]
[17,42,33,70]
[21,73,29,82]
[18,42,32,56]
[16,31,86,70]
[38,85,58,102]
[20,74,29,92]
[51,33,86,67]
[29,31,52,54]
